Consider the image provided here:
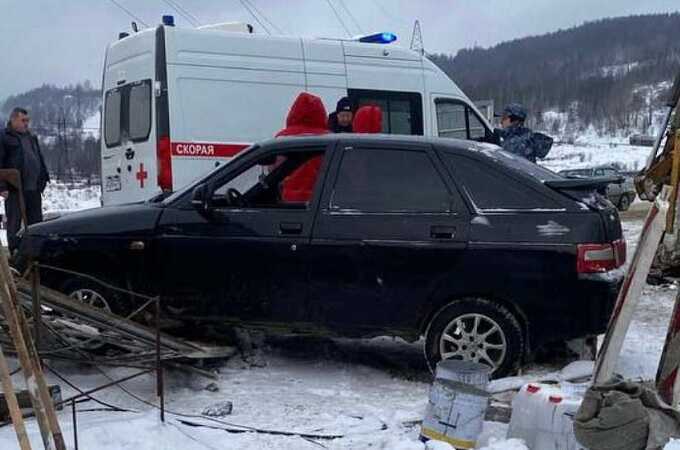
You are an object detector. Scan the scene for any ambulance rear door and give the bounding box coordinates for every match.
[101,28,158,205]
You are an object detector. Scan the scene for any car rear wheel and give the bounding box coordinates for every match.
[424,298,524,378]
[618,194,632,212]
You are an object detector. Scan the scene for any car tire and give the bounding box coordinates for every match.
[424,298,524,378]
[61,278,129,317]
[618,194,631,212]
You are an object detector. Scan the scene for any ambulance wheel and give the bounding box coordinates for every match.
[424,298,524,378]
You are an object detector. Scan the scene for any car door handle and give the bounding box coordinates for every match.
[431,226,456,239]
[280,222,303,235]
[125,148,135,160]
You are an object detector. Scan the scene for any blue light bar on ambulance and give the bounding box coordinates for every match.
[358,32,397,44]
[162,15,175,26]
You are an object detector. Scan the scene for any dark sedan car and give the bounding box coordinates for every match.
[15,135,625,376]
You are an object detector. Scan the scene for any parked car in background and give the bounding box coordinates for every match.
[559,166,637,211]
[15,135,625,377]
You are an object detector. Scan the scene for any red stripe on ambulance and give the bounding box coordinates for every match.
[172,142,250,157]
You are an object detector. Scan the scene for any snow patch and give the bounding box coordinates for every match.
[478,437,528,450]
[537,220,570,237]
[666,439,680,449]
[471,216,491,226]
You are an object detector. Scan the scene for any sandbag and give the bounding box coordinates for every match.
[573,380,680,450]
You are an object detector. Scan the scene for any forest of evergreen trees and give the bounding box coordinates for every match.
[430,13,680,134]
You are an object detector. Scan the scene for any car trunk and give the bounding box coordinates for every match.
[545,177,623,242]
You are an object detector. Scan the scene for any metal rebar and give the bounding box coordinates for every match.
[31,262,41,351]
[71,399,78,450]
[155,296,165,422]
[55,369,155,408]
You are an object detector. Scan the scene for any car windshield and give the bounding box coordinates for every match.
[159,144,259,205]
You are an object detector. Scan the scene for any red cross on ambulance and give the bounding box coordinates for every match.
[136,163,148,188]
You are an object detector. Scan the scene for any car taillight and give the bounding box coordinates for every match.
[157,135,173,191]
[613,238,627,267]
[577,239,626,273]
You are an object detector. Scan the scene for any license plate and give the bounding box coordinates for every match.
[105,175,121,192]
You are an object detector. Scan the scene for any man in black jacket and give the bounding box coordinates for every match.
[0,108,50,252]
[327,97,354,133]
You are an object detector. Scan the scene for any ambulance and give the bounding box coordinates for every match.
[101,15,493,205]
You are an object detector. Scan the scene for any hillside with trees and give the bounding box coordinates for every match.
[430,13,680,135]
[0,82,101,181]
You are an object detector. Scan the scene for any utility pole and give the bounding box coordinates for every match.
[410,20,424,55]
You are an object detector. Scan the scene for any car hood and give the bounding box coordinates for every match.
[26,202,164,237]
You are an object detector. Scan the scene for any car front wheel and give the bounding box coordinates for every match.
[424,298,524,378]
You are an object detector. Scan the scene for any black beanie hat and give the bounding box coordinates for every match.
[336,97,352,113]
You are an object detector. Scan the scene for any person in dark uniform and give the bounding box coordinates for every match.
[327,97,354,133]
[494,103,553,163]
[0,107,50,252]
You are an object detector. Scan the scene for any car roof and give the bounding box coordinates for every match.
[257,133,500,155]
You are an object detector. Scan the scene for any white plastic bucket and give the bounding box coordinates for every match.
[420,360,491,449]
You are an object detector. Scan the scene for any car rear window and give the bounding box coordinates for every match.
[447,154,561,211]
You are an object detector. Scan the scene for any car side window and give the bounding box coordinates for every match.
[447,154,559,211]
[212,149,325,210]
[331,147,451,213]
[436,99,490,141]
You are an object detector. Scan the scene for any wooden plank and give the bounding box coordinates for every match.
[594,190,669,384]
[0,252,66,450]
[15,282,208,355]
[0,344,32,450]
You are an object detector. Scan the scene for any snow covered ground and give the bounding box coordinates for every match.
[540,131,652,173]
[0,201,674,449]
[0,181,100,246]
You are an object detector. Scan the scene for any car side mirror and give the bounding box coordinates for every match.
[191,183,212,212]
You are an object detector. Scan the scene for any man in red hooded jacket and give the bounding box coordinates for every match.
[275,92,328,203]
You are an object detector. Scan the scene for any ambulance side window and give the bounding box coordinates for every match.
[103,79,152,148]
[348,89,423,135]
[436,99,491,141]
[104,89,122,147]
[129,81,152,142]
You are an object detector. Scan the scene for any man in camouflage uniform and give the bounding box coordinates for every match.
[495,103,553,163]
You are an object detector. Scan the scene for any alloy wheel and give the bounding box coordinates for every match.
[438,313,507,370]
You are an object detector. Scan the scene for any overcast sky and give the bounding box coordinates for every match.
[1,0,679,101]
